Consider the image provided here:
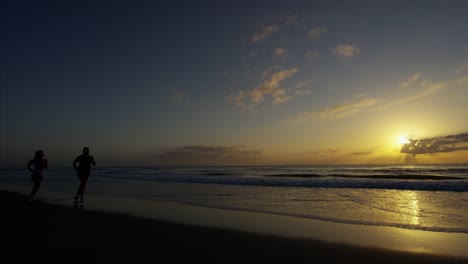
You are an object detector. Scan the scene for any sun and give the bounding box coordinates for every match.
[397,135,410,145]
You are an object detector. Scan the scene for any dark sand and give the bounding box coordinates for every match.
[1,190,467,263]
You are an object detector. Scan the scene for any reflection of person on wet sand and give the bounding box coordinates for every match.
[27,150,48,202]
[73,147,95,203]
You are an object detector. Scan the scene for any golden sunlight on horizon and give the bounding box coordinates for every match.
[397,135,410,146]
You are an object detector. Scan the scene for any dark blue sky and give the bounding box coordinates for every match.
[2,0,468,166]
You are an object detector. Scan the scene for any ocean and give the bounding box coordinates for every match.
[1,164,468,234]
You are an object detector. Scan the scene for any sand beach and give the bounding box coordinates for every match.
[2,187,467,263]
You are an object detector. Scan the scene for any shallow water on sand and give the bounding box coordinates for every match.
[2,165,468,234]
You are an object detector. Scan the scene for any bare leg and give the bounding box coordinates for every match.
[28,181,40,200]
[77,177,88,196]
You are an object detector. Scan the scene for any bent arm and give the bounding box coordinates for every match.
[27,160,34,172]
[73,157,79,170]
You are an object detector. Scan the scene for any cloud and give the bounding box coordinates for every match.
[294,89,310,96]
[234,68,299,111]
[292,81,311,96]
[455,59,468,74]
[399,73,422,88]
[251,68,299,103]
[172,89,185,100]
[251,24,280,43]
[328,148,341,153]
[284,15,299,25]
[294,96,380,121]
[331,44,360,57]
[274,48,287,58]
[307,26,328,39]
[272,93,294,104]
[292,74,467,122]
[318,97,380,119]
[153,145,262,166]
[294,81,310,89]
[258,65,281,80]
[250,16,299,44]
[349,151,373,156]
[305,50,319,59]
[389,76,468,106]
[400,132,468,156]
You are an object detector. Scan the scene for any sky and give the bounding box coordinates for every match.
[1,0,468,166]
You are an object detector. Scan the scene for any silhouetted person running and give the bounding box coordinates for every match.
[73,147,96,203]
[27,150,48,202]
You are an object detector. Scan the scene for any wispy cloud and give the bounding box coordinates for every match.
[251,24,280,43]
[455,59,468,74]
[258,65,281,80]
[294,81,309,89]
[294,96,380,121]
[294,89,310,96]
[318,97,379,119]
[234,68,299,111]
[153,145,262,166]
[389,75,468,106]
[274,48,287,58]
[172,89,185,101]
[331,44,360,57]
[349,151,373,156]
[293,74,467,122]
[305,49,319,59]
[400,132,468,156]
[307,26,328,39]
[250,16,298,44]
[399,73,422,88]
[328,148,341,153]
[293,81,311,96]
[284,15,299,25]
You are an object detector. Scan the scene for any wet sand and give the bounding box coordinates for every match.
[1,190,467,263]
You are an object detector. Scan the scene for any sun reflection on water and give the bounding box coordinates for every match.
[404,191,420,226]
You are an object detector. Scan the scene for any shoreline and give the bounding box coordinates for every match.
[2,182,468,258]
[1,187,468,262]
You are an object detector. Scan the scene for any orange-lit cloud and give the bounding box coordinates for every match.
[293,74,466,122]
[274,48,287,58]
[251,24,280,43]
[294,96,380,121]
[331,44,360,57]
[389,75,468,106]
[307,26,328,39]
[234,68,299,110]
[318,97,379,119]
